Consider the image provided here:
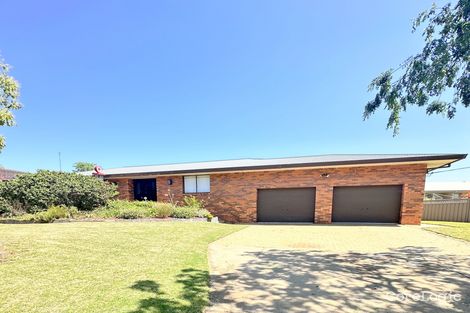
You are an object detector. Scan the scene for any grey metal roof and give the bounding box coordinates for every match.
[90,153,466,177]
[0,168,25,180]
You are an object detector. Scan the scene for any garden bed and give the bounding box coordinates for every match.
[1,199,214,223]
[0,217,210,224]
[0,171,215,224]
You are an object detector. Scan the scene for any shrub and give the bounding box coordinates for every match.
[102,200,176,219]
[32,205,72,223]
[32,211,55,223]
[106,200,160,210]
[0,196,13,217]
[0,170,117,212]
[90,200,206,220]
[149,203,174,218]
[106,200,136,211]
[96,200,152,219]
[182,195,204,209]
[67,206,79,218]
[115,209,146,219]
[92,207,117,219]
[93,201,125,218]
[171,206,198,219]
[47,205,69,219]
[195,209,211,218]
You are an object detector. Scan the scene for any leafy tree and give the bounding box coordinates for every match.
[0,170,117,212]
[364,0,469,135]
[73,161,95,172]
[0,57,21,150]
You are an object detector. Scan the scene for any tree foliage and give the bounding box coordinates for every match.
[73,161,95,172]
[0,170,117,212]
[0,57,21,150]
[364,0,469,135]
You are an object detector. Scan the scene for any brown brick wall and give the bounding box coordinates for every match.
[107,163,427,225]
[156,176,212,207]
[108,178,134,200]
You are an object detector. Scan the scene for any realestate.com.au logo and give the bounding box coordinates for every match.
[386,291,462,302]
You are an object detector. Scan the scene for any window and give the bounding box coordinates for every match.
[184,176,197,193]
[184,175,210,193]
[196,175,210,192]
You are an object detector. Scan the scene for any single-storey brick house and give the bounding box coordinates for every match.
[94,154,466,224]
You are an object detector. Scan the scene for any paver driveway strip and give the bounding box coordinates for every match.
[206,225,470,313]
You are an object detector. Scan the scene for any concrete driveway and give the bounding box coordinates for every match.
[206,225,470,313]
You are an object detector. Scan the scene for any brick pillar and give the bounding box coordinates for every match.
[400,183,424,225]
[315,184,333,223]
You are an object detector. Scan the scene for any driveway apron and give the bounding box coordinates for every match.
[206,225,470,313]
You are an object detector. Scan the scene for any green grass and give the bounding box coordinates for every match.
[423,221,470,242]
[0,221,244,313]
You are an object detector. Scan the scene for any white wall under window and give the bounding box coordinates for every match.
[184,175,210,193]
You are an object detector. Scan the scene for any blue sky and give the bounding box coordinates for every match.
[1,0,468,181]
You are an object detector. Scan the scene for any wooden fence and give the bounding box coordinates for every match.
[423,199,470,222]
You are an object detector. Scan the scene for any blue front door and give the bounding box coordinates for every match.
[133,179,156,201]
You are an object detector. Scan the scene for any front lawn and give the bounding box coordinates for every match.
[0,222,244,313]
[423,221,470,242]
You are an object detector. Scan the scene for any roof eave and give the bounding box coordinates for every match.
[102,154,467,179]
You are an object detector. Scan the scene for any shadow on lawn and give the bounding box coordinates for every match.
[208,247,470,313]
[129,268,208,313]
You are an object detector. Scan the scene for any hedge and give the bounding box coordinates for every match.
[0,170,117,213]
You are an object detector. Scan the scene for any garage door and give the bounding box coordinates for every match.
[332,185,402,223]
[257,188,315,222]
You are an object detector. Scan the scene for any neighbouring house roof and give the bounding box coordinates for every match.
[0,168,25,181]
[425,181,470,192]
[86,153,467,178]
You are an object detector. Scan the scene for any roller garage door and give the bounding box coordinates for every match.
[332,185,402,223]
[257,188,315,222]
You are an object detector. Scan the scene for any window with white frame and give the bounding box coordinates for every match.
[184,175,210,193]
